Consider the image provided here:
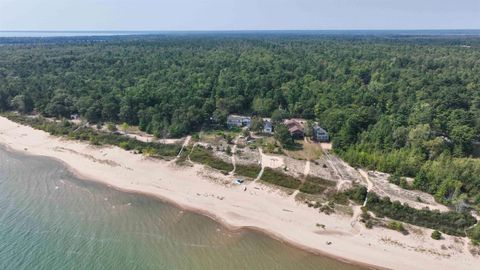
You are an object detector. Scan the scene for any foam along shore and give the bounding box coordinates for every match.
[0,116,478,270]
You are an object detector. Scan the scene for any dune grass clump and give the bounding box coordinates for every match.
[261,168,301,189]
[189,146,233,173]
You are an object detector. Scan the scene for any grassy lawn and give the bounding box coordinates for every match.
[283,139,324,160]
[255,137,283,154]
[196,130,241,145]
[261,168,302,189]
[189,146,233,173]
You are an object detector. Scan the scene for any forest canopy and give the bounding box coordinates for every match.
[0,33,479,206]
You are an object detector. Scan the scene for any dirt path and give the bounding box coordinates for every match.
[349,205,363,234]
[303,160,310,180]
[254,148,265,181]
[290,190,300,199]
[229,136,240,175]
[186,142,203,163]
[358,169,373,207]
[176,135,191,158]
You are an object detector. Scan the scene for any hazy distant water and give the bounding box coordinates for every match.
[0,31,145,37]
[0,147,363,270]
[1,30,479,38]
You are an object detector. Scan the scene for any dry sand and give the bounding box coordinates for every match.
[0,116,478,270]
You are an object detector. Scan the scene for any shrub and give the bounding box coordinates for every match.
[388,221,407,234]
[344,185,368,204]
[107,123,117,132]
[467,224,480,245]
[431,230,442,240]
[119,141,131,150]
[365,220,374,229]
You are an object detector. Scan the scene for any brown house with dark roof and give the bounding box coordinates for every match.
[284,119,305,139]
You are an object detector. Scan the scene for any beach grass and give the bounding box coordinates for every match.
[261,168,302,189]
[189,146,233,173]
[235,164,262,179]
[299,176,336,195]
[299,181,328,194]
[2,113,181,157]
[283,139,324,161]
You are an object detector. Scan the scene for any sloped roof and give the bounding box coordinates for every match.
[227,115,251,121]
[313,125,327,134]
[288,125,304,134]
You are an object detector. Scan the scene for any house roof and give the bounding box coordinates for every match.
[313,125,327,133]
[288,125,304,134]
[285,119,303,129]
[227,115,251,121]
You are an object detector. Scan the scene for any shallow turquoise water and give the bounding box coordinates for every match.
[0,147,363,270]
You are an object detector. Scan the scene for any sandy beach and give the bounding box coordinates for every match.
[0,116,478,270]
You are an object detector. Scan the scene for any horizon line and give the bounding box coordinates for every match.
[1,28,480,33]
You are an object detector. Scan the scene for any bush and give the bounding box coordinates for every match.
[365,220,373,229]
[467,224,480,245]
[431,230,442,240]
[107,123,117,132]
[388,221,407,234]
[344,185,368,204]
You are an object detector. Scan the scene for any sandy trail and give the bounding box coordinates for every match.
[253,148,266,181]
[229,136,240,176]
[358,169,373,207]
[0,116,478,270]
[176,135,191,158]
[303,160,310,178]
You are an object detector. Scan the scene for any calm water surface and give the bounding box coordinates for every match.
[0,147,363,270]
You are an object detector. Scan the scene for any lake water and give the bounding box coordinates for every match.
[1,30,479,38]
[0,31,145,37]
[0,147,363,270]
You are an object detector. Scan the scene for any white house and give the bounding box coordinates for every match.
[262,118,273,134]
[227,115,251,128]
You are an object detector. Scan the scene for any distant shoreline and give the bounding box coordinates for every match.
[1,29,480,38]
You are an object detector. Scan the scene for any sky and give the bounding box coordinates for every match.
[0,0,479,31]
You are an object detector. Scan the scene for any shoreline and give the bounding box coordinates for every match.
[1,144,375,270]
[1,116,478,270]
